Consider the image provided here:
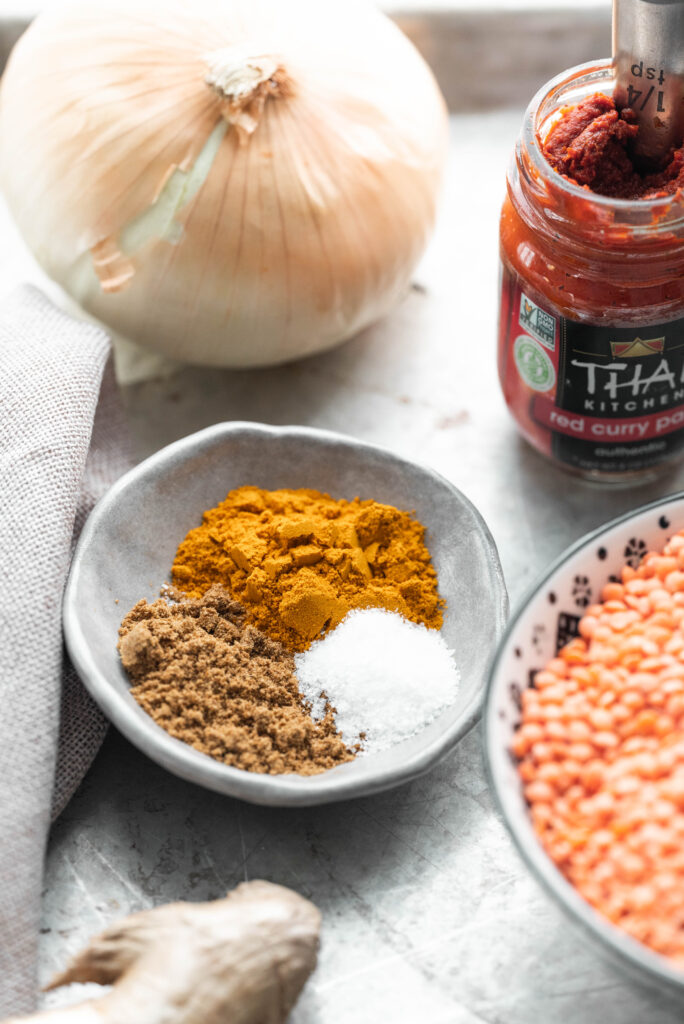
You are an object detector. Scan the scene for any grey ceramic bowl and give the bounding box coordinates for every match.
[64,422,507,807]
[485,493,684,994]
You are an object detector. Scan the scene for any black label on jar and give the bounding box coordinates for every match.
[499,270,684,475]
[553,317,684,473]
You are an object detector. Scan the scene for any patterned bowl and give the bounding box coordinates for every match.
[484,492,684,994]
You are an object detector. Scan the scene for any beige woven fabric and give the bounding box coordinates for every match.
[0,286,131,1015]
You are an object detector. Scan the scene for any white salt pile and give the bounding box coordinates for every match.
[294,608,460,754]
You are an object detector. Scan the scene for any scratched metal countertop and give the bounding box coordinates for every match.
[4,5,684,1021]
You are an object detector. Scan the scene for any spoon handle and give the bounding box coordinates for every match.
[613,0,684,166]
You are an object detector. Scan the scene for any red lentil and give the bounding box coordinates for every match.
[514,529,684,966]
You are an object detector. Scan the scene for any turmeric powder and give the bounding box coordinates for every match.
[172,487,443,651]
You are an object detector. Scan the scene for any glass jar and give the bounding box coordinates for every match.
[498,59,684,482]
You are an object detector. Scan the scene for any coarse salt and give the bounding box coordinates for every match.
[294,608,460,754]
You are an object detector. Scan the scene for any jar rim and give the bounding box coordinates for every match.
[521,58,684,229]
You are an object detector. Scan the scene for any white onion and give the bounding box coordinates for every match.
[0,0,448,367]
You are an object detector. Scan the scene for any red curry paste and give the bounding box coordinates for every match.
[498,64,684,480]
[543,93,684,200]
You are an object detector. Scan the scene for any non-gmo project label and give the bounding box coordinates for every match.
[519,292,556,350]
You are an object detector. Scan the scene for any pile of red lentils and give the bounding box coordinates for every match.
[513,530,684,965]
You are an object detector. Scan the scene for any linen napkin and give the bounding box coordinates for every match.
[0,286,131,1016]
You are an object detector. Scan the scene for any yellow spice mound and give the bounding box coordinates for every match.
[172,486,443,652]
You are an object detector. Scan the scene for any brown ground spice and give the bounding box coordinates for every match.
[118,585,354,775]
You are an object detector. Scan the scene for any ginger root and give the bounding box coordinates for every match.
[3,881,320,1024]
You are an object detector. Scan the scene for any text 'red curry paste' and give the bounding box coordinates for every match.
[498,61,684,480]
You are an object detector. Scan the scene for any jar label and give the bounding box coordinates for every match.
[499,267,684,474]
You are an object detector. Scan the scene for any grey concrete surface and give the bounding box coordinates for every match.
[3,105,684,1021]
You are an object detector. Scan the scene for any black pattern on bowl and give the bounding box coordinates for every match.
[484,494,684,994]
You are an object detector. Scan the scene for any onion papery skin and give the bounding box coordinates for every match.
[0,0,448,367]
